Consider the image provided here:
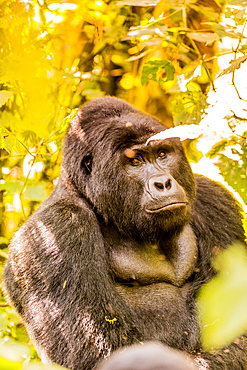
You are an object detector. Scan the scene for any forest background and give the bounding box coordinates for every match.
[0,0,247,368]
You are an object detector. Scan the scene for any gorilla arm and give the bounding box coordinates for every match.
[3,186,141,370]
[192,175,246,277]
[191,175,247,370]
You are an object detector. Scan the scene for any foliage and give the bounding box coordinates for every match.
[171,88,207,125]
[0,0,246,364]
[0,339,63,369]
[141,58,175,85]
[207,125,247,204]
[198,244,247,349]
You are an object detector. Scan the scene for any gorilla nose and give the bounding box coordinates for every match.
[149,175,174,195]
[154,178,172,191]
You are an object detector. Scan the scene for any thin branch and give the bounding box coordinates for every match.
[182,2,187,29]
[0,126,34,157]
[142,8,183,28]
[19,155,37,220]
[188,37,215,91]
[0,154,27,160]
[128,59,139,104]
[231,20,247,101]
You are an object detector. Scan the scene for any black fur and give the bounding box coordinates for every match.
[3,97,246,370]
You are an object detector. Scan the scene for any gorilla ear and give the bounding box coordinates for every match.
[81,154,93,176]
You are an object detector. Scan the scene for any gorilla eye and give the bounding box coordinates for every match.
[158,151,167,159]
[130,157,142,166]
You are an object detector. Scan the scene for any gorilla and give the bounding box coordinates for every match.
[3,97,246,370]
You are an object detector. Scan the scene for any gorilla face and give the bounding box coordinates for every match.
[64,106,195,239]
[121,137,195,231]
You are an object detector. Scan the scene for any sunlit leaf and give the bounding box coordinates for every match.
[0,111,22,131]
[156,0,196,9]
[82,90,106,100]
[0,91,13,107]
[24,182,48,202]
[117,0,159,6]
[171,90,207,125]
[0,127,24,154]
[0,357,22,370]
[0,237,8,245]
[216,154,247,204]
[26,362,65,370]
[217,55,247,78]
[188,32,220,45]
[214,24,246,39]
[227,0,247,6]
[124,26,167,40]
[59,110,77,134]
[146,124,203,144]
[0,340,31,363]
[198,244,247,349]
[189,4,219,21]
[243,216,247,241]
[206,140,227,158]
[0,181,24,194]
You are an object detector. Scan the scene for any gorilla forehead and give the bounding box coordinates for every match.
[73,97,167,150]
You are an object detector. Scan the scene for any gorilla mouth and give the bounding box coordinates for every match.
[145,202,187,213]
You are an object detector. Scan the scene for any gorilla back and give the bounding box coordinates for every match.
[3,97,246,370]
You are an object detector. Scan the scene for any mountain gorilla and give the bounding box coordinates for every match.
[3,97,246,370]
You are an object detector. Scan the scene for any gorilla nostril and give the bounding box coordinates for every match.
[154,182,164,191]
[165,179,172,190]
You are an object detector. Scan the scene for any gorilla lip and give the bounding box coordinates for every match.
[146,202,187,213]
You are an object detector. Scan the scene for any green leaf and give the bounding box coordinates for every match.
[0,91,13,107]
[0,237,8,245]
[206,140,228,158]
[0,181,24,194]
[198,244,247,349]
[206,136,239,158]
[24,182,48,202]
[59,110,77,134]
[82,90,106,100]
[0,111,22,131]
[171,90,207,125]
[0,127,23,154]
[141,59,175,86]
[216,154,247,204]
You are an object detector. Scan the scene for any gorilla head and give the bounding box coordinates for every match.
[62,97,195,240]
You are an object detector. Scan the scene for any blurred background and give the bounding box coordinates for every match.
[0,0,246,368]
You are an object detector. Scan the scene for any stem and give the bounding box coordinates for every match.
[19,155,37,220]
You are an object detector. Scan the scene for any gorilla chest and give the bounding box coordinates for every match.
[103,225,199,346]
[105,223,198,288]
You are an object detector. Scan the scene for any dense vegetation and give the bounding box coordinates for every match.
[0,0,246,368]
